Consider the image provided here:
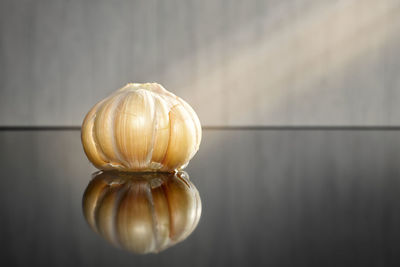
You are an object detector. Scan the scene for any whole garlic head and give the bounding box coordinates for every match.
[81,83,201,172]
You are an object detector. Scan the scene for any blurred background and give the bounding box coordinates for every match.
[1,0,399,127]
[1,1,400,266]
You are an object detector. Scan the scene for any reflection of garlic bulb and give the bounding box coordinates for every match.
[82,171,202,254]
[81,83,201,172]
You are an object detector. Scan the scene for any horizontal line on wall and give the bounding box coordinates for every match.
[2,125,400,131]
[0,126,82,131]
[203,126,400,131]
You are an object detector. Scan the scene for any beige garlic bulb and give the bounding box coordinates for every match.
[82,171,202,254]
[81,83,201,172]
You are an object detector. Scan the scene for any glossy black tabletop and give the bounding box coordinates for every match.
[1,129,399,266]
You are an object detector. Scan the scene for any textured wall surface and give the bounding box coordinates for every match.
[1,0,400,126]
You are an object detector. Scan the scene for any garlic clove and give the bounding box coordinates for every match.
[160,104,197,171]
[81,101,109,169]
[93,95,124,167]
[149,94,171,166]
[114,90,158,169]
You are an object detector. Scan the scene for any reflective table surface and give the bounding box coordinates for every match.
[1,129,400,266]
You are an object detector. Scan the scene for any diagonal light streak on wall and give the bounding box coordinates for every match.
[161,0,400,126]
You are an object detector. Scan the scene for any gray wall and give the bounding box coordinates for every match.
[1,0,399,126]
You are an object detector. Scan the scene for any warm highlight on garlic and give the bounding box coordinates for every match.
[81,83,201,172]
[82,171,202,254]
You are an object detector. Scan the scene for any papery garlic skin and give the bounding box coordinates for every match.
[81,83,201,172]
[82,171,202,254]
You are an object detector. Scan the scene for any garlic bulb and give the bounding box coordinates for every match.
[81,83,201,172]
[82,171,202,254]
